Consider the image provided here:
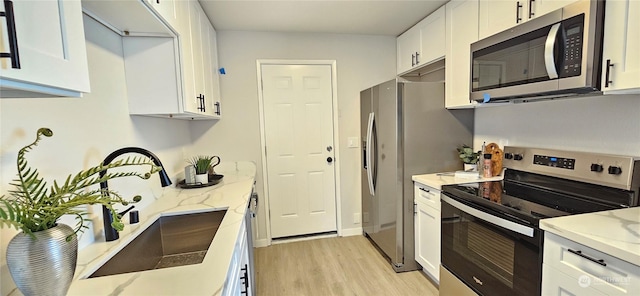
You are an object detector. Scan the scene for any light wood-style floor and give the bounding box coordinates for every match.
[255,235,439,296]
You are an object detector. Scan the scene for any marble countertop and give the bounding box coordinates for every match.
[540,207,640,266]
[412,171,504,190]
[66,161,256,296]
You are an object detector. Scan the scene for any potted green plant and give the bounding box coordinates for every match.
[457,144,480,171]
[188,155,217,184]
[0,128,162,296]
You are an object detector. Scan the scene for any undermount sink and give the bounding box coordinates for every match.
[88,210,226,278]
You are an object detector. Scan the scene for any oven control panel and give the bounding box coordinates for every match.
[533,155,575,169]
[503,146,640,191]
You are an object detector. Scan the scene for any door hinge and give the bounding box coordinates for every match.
[413,202,417,215]
[264,146,267,155]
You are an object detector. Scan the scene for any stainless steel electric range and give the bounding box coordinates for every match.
[439,147,640,296]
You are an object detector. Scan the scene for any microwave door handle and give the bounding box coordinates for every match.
[544,23,561,79]
[366,112,375,196]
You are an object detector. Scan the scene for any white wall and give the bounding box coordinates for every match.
[188,31,397,242]
[0,16,193,295]
[474,94,640,155]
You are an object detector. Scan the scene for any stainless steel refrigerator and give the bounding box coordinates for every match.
[361,78,474,272]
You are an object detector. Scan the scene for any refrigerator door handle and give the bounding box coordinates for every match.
[366,112,375,196]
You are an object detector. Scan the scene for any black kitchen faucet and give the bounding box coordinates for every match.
[99,147,172,241]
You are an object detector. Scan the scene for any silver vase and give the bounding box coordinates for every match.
[6,224,78,296]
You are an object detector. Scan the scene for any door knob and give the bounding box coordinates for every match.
[327,157,333,163]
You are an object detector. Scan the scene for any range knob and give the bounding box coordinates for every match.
[590,164,604,172]
[504,153,514,160]
[608,166,623,175]
[513,154,524,161]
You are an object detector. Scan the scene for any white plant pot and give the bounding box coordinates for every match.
[195,173,209,184]
[464,163,477,171]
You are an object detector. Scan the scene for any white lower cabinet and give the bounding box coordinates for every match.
[542,232,640,296]
[414,182,441,282]
[0,0,89,97]
[223,214,254,296]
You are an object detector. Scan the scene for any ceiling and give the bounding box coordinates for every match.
[198,0,449,36]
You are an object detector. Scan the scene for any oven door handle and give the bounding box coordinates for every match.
[441,195,535,237]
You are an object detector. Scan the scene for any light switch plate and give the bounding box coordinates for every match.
[348,137,359,148]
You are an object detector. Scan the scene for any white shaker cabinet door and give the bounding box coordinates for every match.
[418,5,446,66]
[415,200,441,283]
[0,0,89,97]
[208,23,222,117]
[601,0,640,94]
[397,26,421,75]
[445,0,479,109]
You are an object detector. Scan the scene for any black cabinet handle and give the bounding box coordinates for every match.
[197,94,205,112]
[415,52,420,64]
[528,0,535,18]
[419,187,430,193]
[214,101,221,115]
[156,0,159,3]
[568,249,607,266]
[411,53,415,67]
[0,0,21,69]
[516,2,523,23]
[605,59,614,88]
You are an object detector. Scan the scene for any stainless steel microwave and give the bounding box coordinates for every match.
[470,0,605,103]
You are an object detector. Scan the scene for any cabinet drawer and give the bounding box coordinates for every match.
[544,232,640,295]
[414,183,440,210]
[542,263,606,296]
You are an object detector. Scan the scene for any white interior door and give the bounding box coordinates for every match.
[261,64,337,239]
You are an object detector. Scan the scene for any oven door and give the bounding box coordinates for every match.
[441,194,542,296]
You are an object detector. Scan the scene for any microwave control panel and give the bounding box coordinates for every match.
[559,14,585,78]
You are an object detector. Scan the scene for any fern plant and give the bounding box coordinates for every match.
[0,128,162,237]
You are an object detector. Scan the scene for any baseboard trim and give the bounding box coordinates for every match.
[340,227,363,237]
[254,238,270,248]
[253,227,363,248]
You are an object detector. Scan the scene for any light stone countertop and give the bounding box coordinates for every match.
[540,207,640,266]
[65,161,257,296]
[412,171,504,190]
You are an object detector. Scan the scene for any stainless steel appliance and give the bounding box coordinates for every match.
[470,0,605,103]
[440,147,640,295]
[360,78,474,272]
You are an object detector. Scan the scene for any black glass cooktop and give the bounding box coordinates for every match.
[441,169,634,226]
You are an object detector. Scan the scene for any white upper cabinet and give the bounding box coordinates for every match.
[0,0,89,97]
[397,26,421,75]
[419,6,446,68]
[397,6,446,75]
[123,0,220,120]
[445,0,478,109]
[82,0,174,36]
[601,0,640,94]
[479,0,578,39]
[207,22,222,116]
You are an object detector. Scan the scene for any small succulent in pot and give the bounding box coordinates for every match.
[457,144,481,165]
[188,155,217,175]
